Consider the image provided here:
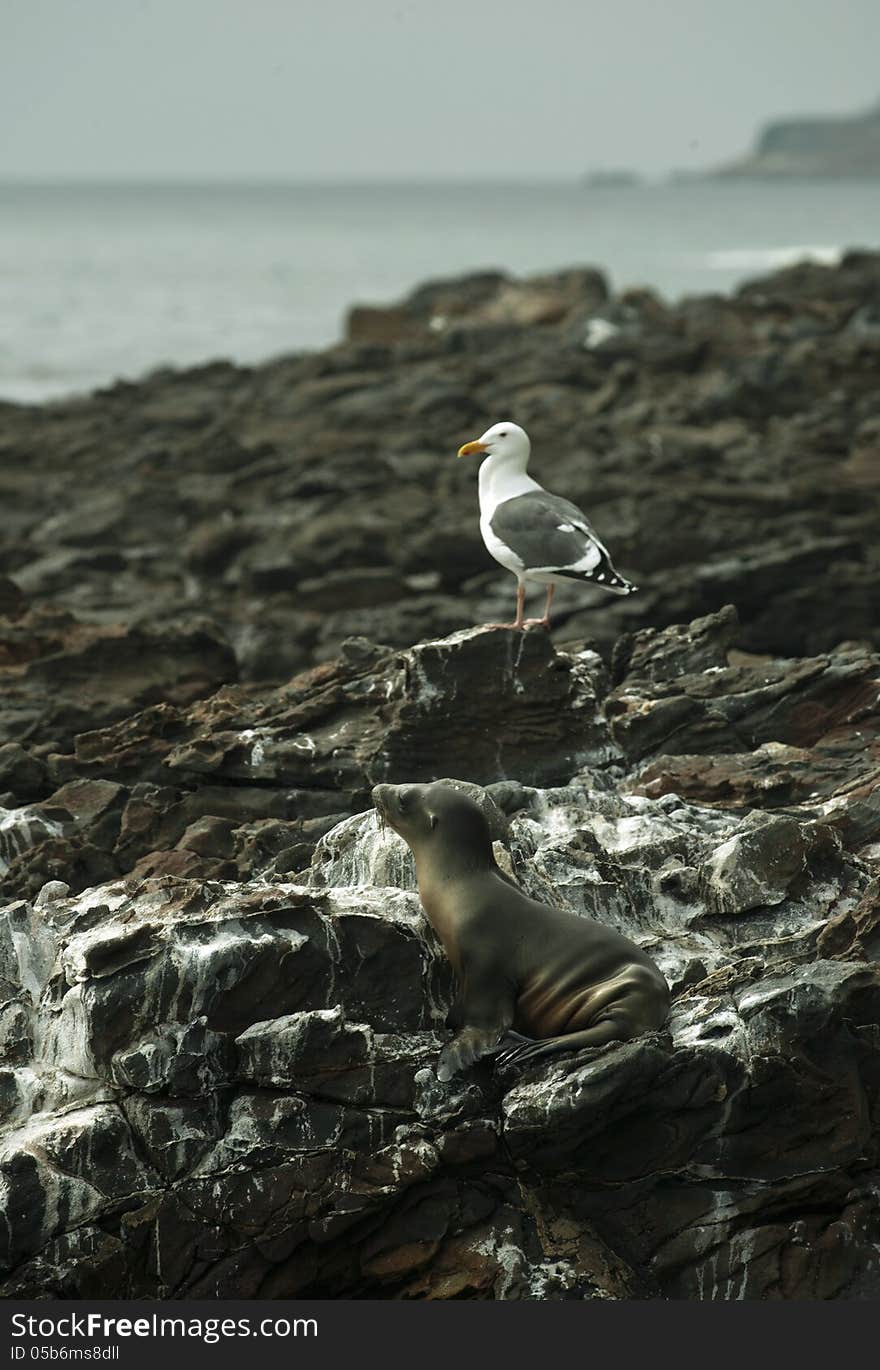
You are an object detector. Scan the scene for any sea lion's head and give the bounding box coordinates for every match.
[371,781,494,863]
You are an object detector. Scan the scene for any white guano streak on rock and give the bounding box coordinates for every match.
[0,806,65,874]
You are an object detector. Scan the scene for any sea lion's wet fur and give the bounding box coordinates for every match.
[371,780,670,1080]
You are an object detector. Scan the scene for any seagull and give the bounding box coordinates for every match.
[457,421,637,630]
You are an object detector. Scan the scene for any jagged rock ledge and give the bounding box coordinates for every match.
[1,609,879,1298]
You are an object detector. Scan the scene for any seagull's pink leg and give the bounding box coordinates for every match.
[524,584,554,630]
[485,583,526,631]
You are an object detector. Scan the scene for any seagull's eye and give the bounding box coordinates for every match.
[499,431,507,438]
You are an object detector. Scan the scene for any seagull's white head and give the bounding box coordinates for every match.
[458,421,531,468]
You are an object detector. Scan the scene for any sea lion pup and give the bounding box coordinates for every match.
[371,780,670,1081]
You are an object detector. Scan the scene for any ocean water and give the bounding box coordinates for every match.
[1,179,879,404]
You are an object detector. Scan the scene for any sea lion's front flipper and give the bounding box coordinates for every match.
[437,973,515,1081]
[437,1025,505,1081]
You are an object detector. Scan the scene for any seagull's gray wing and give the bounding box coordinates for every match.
[490,491,635,591]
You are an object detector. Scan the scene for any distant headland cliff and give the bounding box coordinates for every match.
[714,95,880,178]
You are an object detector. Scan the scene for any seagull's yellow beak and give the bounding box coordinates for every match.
[457,439,488,458]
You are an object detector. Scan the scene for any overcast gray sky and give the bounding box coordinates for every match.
[3,0,878,180]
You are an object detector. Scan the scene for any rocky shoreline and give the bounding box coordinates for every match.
[1,254,879,1298]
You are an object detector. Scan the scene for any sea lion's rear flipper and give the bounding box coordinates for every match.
[495,1016,629,1072]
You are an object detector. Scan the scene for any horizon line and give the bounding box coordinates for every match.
[0,171,682,190]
